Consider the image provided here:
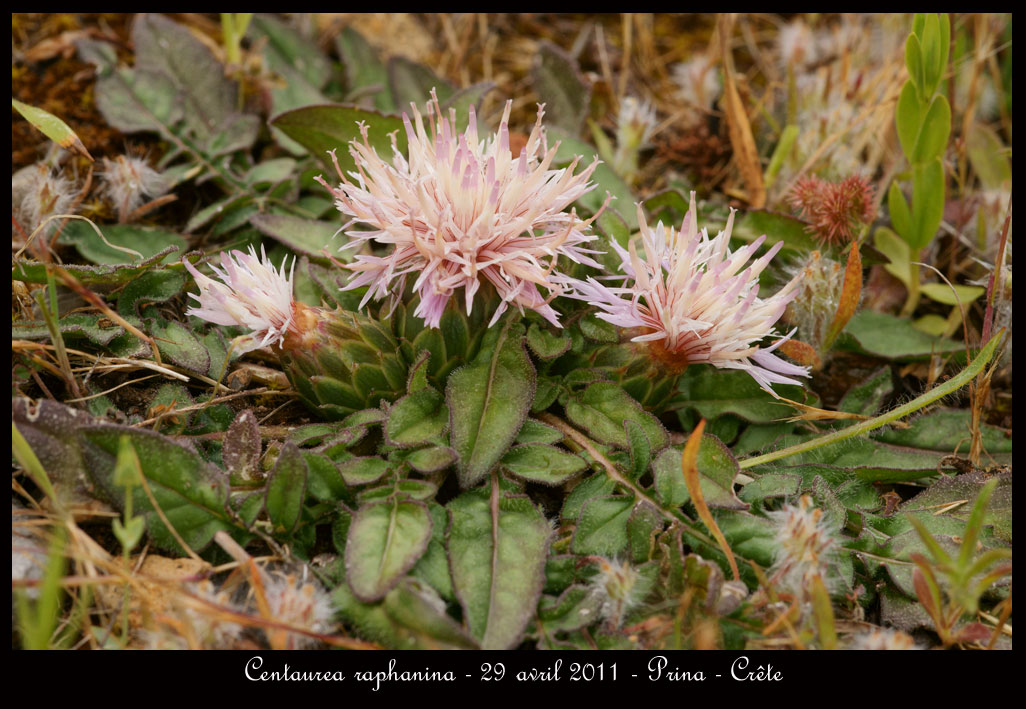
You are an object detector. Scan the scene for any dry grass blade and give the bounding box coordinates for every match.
[717,14,765,208]
[679,419,740,581]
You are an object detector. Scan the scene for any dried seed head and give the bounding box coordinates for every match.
[12,163,77,241]
[672,56,721,116]
[262,571,336,649]
[768,495,838,599]
[587,557,649,628]
[100,155,171,222]
[848,627,922,650]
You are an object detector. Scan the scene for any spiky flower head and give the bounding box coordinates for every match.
[184,246,297,354]
[616,97,657,153]
[316,89,604,330]
[780,250,845,352]
[557,192,809,393]
[788,174,876,245]
[768,495,837,598]
[11,163,77,242]
[848,627,923,650]
[100,154,171,222]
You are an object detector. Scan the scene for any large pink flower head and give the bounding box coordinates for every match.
[557,192,809,392]
[316,90,605,329]
[184,245,297,354]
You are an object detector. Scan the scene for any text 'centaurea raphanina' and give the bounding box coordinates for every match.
[557,192,810,393]
[316,89,607,330]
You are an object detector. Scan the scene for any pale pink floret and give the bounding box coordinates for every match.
[316,90,605,329]
[557,192,809,392]
[184,245,296,354]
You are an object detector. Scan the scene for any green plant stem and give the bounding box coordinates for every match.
[900,252,922,316]
[740,329,1004,469]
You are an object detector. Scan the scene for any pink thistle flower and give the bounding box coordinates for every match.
[183,245,297,354]
[557,192,809,392]
[316,90,605,329]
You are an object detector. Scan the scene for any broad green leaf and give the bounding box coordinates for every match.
[874,226,911,287]
[551,129,637,229]
[12,249,176,286]
[532,41,590,134]
[526,323,571,360]
[874,408,1012,456]
[265,442,308,535]
[675,367,805,423]
[59,221,186,266]
[345,498,432,601]
[12,313,125,348]
[385,387,448,447]
[333,577,476,649]
[303,452,350,503]
[561,472,616,520]
[118,269,187,318]
[12,98,91,160]
[448,487,551,649]
[270,104,407,177]
[902,471,1011,544]
[133,14,237,142]
[920,282,985,307]
[732,209,819,252]
[895,82,924,160]
[77,425,236,553]
[579,314,618,343]
[515,418,563,445]
[625,419,651,480]
[335,27,395,113]
[737,473,801,503]
[652,436,747,510]
[966,122,1012,190]
[447,320,536,488]
[501,444,587,486]
[905,33,925,94]
[441,82,495,134]
[410,503,455,601]
[388,57,454,112]
[571,496,633,555]
[244,158,298,188]
[249,14,331,89]
[921,14,942,95]
[838,368,893,418]
[835,310,962,361]
[751,435,959,483]
[910,158,945,250]
[536,586,603,634]
[565,381,668,451]
[337,457,391,486]
[149,319,211,374]
[888,183,915,244]
[380,578,476,648]
[627,501,663,563]
[911,95,950,164]
[94,68,182,135]
[406,446,457,474]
